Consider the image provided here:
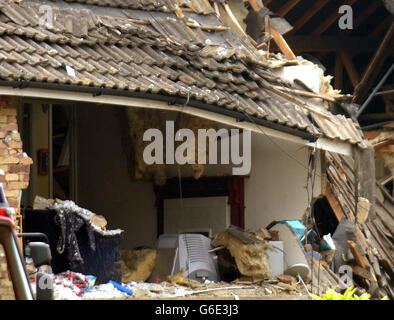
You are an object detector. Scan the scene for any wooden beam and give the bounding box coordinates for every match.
[347,240,370,269]
[363,131,382,139]
[360,112,394,122]
[277,0,301,17]
[334,53,343,91]
[269,25,296,60]
[279,36,382,52]
[312,0,357,35]
[325,182,345,222]
[371,15,394,37]
[247,0,261,12]
[348,0,382,34]
[353,22,394,103]
[340,51,360,88]
[288,0,330,34]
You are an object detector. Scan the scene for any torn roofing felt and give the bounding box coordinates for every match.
[0,0,367,147]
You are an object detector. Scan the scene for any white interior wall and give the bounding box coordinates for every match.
[245,132,322,229]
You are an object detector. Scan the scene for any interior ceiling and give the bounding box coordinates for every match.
[254,0,394,125]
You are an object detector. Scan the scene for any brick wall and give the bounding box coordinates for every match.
[0,96,33,300]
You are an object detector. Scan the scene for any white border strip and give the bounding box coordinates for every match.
[0,86,352,156]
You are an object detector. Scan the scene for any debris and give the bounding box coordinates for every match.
[109,280,133,296]
[347,240,370,269]
[357,197,371,225]
[90,214,107,231]
[167,270,202,289]
[276,274,296,285]
[270,223,310,280]
[255,228,271,240]
[121,249,157,283]
[212,226,273,279]
[148,248,177,283]
[269,230,279,241]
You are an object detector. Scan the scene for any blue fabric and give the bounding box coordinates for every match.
[280,220,306,239]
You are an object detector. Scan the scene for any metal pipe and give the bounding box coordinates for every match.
[361,120,394,131]
[356,63,394,118]
[0,80,318,142]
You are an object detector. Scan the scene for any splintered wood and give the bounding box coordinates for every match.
[212,226,273,279]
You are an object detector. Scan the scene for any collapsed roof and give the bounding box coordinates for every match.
[0,0,367,146]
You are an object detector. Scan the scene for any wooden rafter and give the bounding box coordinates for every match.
[334,53,343,90]
[247,0,296,60]
[277,0,301,17]
[288,0,330,35]
[348,0,382,34]
[340,51,360,88]
[371,15,394,36]
[353,21,394,103]
[269,25,296,60]
[275,35,381,52]
[311,0,357,35]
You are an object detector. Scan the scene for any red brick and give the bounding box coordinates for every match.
[0,115,7,123]
[0,156,19,164]
[5,141,22,149]
[4,189,19,198]
[10,132,20,141]
[19,156,33,165]
[6,198,19,207]
[19,174,30,181]
[0,108,17,116]
[7,116,17,123]
[0,176,5,183]
[5,174,18,181]
[9,165,30,174]
[0,149,8,156]
[7,181,28,189]
[0,123,18,131]
[0,131,6,139]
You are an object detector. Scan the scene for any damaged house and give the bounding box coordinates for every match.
[0,0,390,300]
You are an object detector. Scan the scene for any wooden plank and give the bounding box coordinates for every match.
[353,21,394,103]
[347,240,370,269]
[376,145,394,153]
[312,0,357,35]
[277,36,382,52]
[277,0,301,17]
[269,25,296,60]
[325,181,345,221]
[360,112,394,122]
[351,265,376,282]
[372,219,394,250]
[334,53,343,90]
[356,227,368,252]
[375,208,394,237]
[376,182,394,205]
[340,51,360,88]
[366,223,394,266]
[376,198,394,220]
[364,131,383,139]
[371,15,394,36]
[247,0,261,12]
[348,0,382,34]
[288,0,330,34]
